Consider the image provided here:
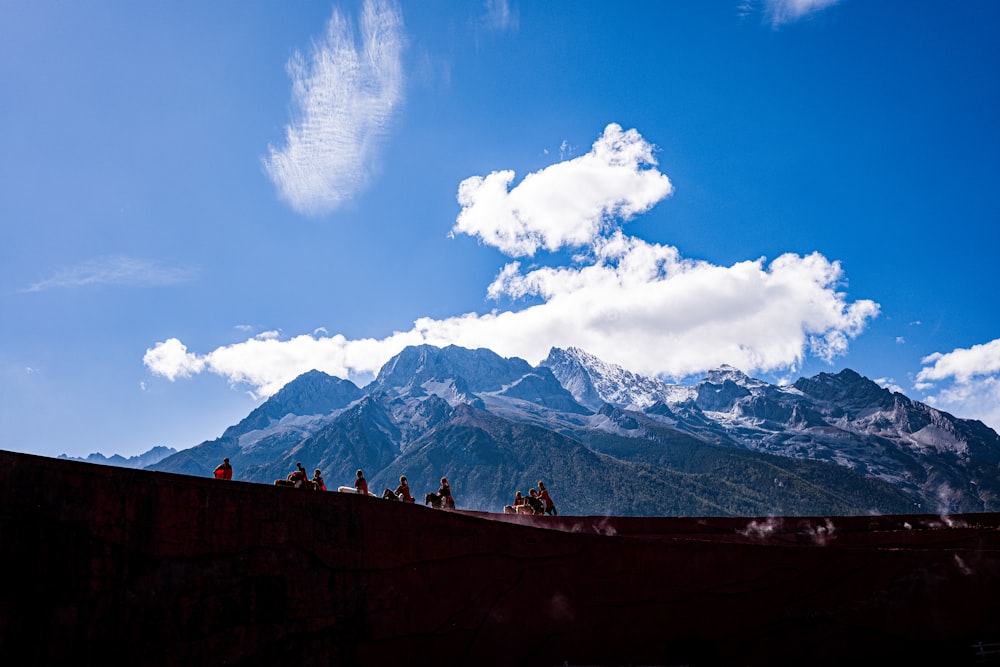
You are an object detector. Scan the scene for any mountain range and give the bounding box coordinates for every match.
[60,445,177,469]
[148,344,1000,517]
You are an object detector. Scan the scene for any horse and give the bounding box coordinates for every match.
[273,478,317,490]
[425,492,455,509]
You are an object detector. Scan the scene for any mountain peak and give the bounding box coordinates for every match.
[541,346,692,410]
[701,365,759,388]
[371,344,533,397]
[793,368,893,409]
[222,370,363,440]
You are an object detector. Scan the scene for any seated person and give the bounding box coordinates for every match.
[354,469,369,496]
[394,475,415,503]
[312,469,326,491]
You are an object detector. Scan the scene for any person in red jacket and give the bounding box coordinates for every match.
[290,462,308,488]
[537,480,557,515]
[354,469,369,496]
[213,458,232,480]
[437,477,455,509]
[394,475,414,503]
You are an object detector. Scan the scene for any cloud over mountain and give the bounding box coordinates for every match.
[917,338,1000,431]
[150,124,880,398]
[453,123,673,256]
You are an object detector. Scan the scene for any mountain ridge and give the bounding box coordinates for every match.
[145,344,1000,516]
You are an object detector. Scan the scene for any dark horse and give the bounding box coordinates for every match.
[425,492,455,509]
[274,479,317,490]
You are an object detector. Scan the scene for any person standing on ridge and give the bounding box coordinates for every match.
[213,458,232,480]
[537,480,557,515]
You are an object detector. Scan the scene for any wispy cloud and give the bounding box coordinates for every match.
[23,256,197,293]
[263,0,405,216]
[482,0,519,32]
[757,0,841,27]
[916,339,1000,430]
[147,123,879,398]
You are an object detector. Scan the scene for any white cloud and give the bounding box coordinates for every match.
[875,377,904,395]
[483,0,518,32]
[453,123,673,256]
[148,123,879,398]
[916,339,1000,430]
[263,0,405,216]
[142,338,206,381]
[23,256,197,292]
[918,339,1000,385]
[480,232,877,378]
[762,0,840,27]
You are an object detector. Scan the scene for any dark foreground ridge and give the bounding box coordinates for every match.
[2,450,999,666]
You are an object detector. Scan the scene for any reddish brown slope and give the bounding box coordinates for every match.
[1,450,998,666]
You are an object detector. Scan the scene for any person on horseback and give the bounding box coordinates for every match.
[426,477,455,509]
[354,469,369,496]
[525,488,544,515]
[438,477,454,509]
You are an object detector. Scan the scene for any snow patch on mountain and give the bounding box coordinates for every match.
[542,346,692,410]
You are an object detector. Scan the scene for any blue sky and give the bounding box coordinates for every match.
[3,0,999,459]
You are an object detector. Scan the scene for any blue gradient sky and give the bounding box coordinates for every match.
[3,0,999,459]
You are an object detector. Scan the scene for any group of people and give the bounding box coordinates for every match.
[270,461,327,490]
[354,469,456,509]
[215,459,554,517]
[505,481,557,516]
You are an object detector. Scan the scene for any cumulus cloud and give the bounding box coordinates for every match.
[760,0,840,27]
[143,338,206,381]
[263,0,405,216]
[147,123,879,398]
[916,338,1000,430]
[453,123,673,256]
[22,256,197,292]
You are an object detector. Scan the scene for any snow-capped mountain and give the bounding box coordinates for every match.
[553,351,1000,512]
[149,344,1000,516]
[541,346,693,409]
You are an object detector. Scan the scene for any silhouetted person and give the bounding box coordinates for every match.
[526,488,544,515]
[312,469,326,491]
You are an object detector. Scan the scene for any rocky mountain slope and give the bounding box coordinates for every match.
[149,344,1000,516]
